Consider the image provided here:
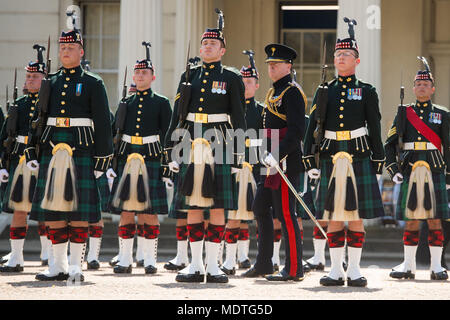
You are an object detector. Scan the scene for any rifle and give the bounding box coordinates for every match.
[5,86,10,113]
[112,66,127,172]
[396,73,406,170]
[177,41,193,128]
[29,36,51,158]
[2,69,19,171]
[311,42,328,158]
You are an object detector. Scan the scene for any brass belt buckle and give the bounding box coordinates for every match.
[414,142,427,150]
[195,113,208,123]
[131,136,143,145]
[56,117,70,127]
[336,130,351,141]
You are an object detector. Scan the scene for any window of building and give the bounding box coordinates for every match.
[280,4,337,110]
[80,1,120,105]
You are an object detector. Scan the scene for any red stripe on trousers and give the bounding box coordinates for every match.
[281,179,297,277]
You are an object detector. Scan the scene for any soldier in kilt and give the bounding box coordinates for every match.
[164,9,246,284]
[221,52,262,275]
[385,58,449,281]
[242,44,307,282]
[25,28,114,282]
[109,42,171,275]
[303,18,385,287]
[0,45,49,272]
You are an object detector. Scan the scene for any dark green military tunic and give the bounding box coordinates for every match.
[165,60,246,211]
[303,75,385,219]
[384,100,449,220]
[28,65,113,223]
[110,88,172,215]
[244,97,263,182]
[0,93,38,213]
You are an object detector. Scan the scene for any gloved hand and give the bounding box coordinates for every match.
[262,152,277,168]
[393,172,404,185]
[106,168,117,179]
[446,184,450,190]
[162,177,174,189]
[169,161,180,173]
[94,170,104,179]
[308,168,321,180]
[27,160,39,172]
[231,167,240,174]
[0,169,9,183]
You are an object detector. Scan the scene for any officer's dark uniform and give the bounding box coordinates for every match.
[164,14,246,283]
[302,19,385,287]
[385,63,449,281]
[110,45,172,275]
[0,46,45,273]
[25,29,113,281]
[244,44,306,281]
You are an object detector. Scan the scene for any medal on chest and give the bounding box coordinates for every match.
[76,83,83,96]
[347,88,362,100]
[428,112,441,124]
[211,81,227,94]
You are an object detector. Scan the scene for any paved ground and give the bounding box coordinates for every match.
[1,257,449,301]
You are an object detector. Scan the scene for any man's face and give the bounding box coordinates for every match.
[199,39,225,63]
[133,68,155,90]
[267,61,291,82]
[334,49,360,74]
[59,43,84,68]
[25,72,44,93]
[413,80,435,100]
[243,77,259,99]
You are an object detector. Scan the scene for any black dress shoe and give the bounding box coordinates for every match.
[307,262,325,271]
[273,264,279,272]
[206,273,229,283]
[431,270,448,280]
[389,270,415,279]
[220,266,236,275]
[238,259,251,269]
[68,273,85,282]
[113,265,132,274]
[164,261,186,271]
[0,265,24,273]
[87,260,100,270]
[136,260,144,267]
[109,257,119,267]
[35,272,69,281]
[265,270,304,282]
[175,271,204,283]
[303,263,311,273]
[320,275,345,286]
[41,259,48,266]
[145,265,157,274]
[240,267,270,278]
[347,277,367,287]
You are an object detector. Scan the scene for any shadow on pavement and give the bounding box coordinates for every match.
[153,283,236,290]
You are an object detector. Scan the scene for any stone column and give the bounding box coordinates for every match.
[337,0,381,91]
[118,0,163,94]
[172,0,213,94]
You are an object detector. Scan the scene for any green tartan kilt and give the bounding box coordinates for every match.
[1,157,20,214]
[109,145,168,215]
[29,131,103,223]
[396,172,449,221]
[174,162,237,211]
[96,174,111,213]
[314,156,384,220]
[296,171,316,220]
